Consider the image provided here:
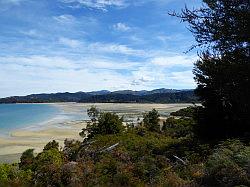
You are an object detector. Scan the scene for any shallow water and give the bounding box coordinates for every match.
[0,104,59,132]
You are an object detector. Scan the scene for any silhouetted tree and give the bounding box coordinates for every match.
[172,0,250,140]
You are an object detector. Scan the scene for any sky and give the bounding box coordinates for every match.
[0,0,202,97]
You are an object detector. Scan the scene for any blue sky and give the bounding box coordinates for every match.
[0,0,202,97]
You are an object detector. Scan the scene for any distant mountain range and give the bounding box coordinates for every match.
[0,89,198,103]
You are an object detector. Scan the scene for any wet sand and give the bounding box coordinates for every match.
[0,103,192,163]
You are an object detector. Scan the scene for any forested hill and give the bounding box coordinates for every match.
[0,89,197,103]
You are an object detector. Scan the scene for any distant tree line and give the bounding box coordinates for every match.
[0,90,198,104]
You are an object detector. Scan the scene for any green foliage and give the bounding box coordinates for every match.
[97,112,124,135]
[0,164,14,183]
[143,109,160,132]
[0,164,33,186]
[87,105,99,122]
[174,0,250,140]
[63,139,81,161]
[34,148,64,186]
[194,51,250,140]
[43,140,59,151]
[2,108,249,187]
[81,109,124,139]
[170,106,200,118]
[162,117,194,138]
[19,148,35,170]
[203,139,250,186]
[35,148,64,169]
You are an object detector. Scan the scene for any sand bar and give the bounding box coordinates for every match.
[0,103,193,163]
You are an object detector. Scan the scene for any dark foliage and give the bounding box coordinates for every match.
[1,109,249,186]
[80,108,124,139]
[79,91,197,103]
[0,90,197,104]
[143,109,160,132]
[19,149,35,171]
[43,140,59,151]
[170,106,201,118]
[173,0,250,140]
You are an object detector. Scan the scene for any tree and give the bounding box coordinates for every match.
[92,112,124,137]
[173,0,250,140]
[81,107,124,139]
[87,105,100,122]
[34,148,64,186]
[43,140,59,151]
[143,109,160,132]
[80,106,100,138]
[19,149,35,170]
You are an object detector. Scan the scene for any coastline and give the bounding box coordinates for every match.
[0,103,192,163]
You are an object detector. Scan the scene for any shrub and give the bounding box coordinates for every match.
[143,109,160,132]
[203,140,250,186]
[0,164,33,186]
[19,148,35,170]
[63,139,81,161]
[170,106,201,118]
[34,148,64,186]
[43,140,59,151]
[162,117,194,138]
[82,112,124,139]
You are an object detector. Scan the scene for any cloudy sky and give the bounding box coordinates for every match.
[0,0,202,97]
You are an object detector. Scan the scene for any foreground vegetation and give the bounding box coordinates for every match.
[0,106,249,187]
[1,0,249,186]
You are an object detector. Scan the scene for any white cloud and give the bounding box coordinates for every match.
[0,55,134,97]
[150,55,196,67]
[168,71,195,87]
[59,37,81,48]
[89,42,145,56]
[113,22,131,31]
[0,56,76,69]
[53,14,76,23]
[0,53,196,97]
[88,58,139,70]
[20,29,41,37]
[60,0,127,11]
[0,0,29,11]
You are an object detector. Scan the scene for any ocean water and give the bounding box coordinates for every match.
[0,104,60,133]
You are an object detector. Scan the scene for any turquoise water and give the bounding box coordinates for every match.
[0,104,59,132]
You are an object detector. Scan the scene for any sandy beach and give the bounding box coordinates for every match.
[0,103,192,163]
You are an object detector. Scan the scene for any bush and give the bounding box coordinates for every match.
[19,148,35,170]
[170,106,201,118]
[82,112,124,139]
[0,164,33,186]
[34,148,64,186]
[0,164,14,183]
[162,117,194,138]
[143,109,160,132]
[203,140,250,186]
[63,139,81,161]
[43,140,59,151]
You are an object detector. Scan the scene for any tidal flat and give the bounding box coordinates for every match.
[0,103,192,163]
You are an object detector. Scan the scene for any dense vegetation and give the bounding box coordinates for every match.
[0,0,249,186]
[0,89,197,104]
[172,0,250,140]
[0,107,249,186]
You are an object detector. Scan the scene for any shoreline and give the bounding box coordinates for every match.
[0,103,192,163]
